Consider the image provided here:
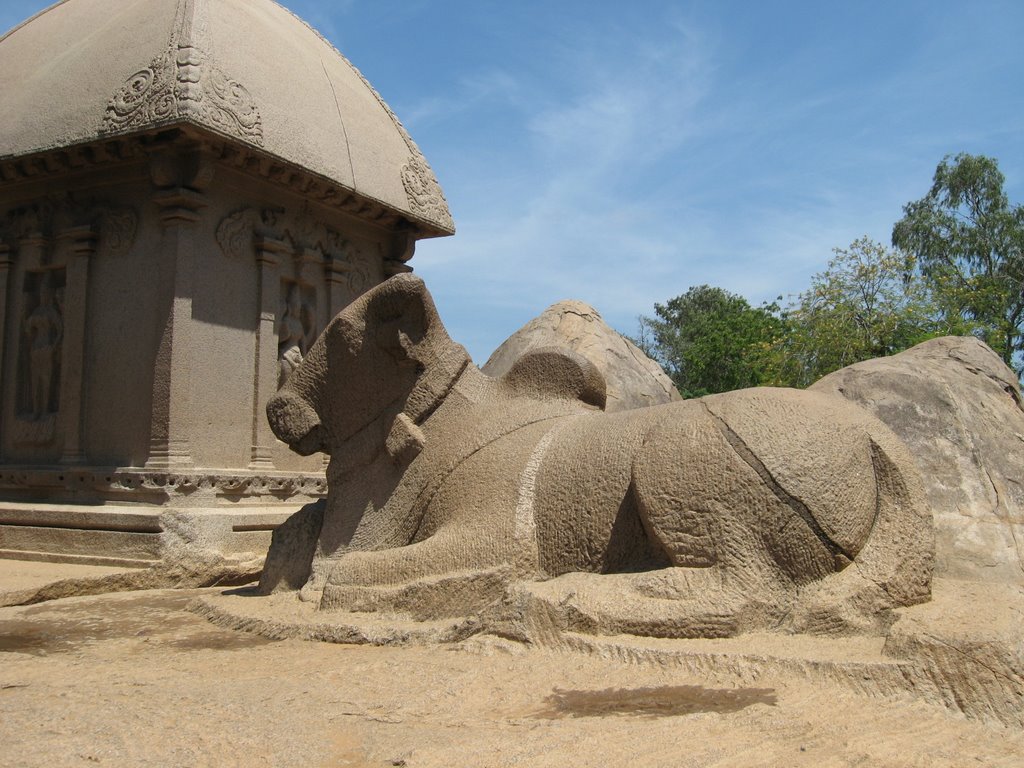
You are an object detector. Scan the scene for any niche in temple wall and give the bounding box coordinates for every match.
[16,267,65,441]
[217,202,381,390]
[277,278,316,387]
[0,196,137,456]
[218,203,377,305]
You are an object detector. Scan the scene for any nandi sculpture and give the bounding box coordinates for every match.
[262,274,933,638]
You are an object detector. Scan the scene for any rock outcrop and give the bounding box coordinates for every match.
[811,336,1024,584]
[482,301,681,412]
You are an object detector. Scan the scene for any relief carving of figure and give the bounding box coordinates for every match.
[24,273,62,420]
[277,283,315,387]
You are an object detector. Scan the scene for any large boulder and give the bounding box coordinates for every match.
[811,336,1024,584]
[482,301,681,412]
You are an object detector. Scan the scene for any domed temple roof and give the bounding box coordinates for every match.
[0,0,454,236]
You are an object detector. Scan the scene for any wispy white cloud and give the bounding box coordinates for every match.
[401,68,525,126]
[329,6,919,351]
[308,1,1021,364]
[415,16,742,358]
[6,0,1018,366]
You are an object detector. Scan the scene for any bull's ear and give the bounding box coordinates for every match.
[365,274,442,362]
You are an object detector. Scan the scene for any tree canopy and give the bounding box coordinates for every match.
[772,238,945,387]
[638,153,1022,398]
[636,285,784,398]
[892,153,1024,370]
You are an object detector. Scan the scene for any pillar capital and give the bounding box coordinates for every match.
[153,187,208,225]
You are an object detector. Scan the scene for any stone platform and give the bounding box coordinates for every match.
[0,532,264,609]
[0,466,324,567]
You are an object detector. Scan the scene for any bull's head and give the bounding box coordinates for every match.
[266,274,464,460]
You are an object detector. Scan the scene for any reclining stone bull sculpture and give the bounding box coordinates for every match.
[263,274,933,638]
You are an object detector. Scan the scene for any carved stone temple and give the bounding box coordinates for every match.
[0,0,454,567]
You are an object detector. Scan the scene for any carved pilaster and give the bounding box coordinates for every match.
[145,187,207,469]
[1,200,137,462]
[152,187,206,224]
[249,236,291,469]
[324,242,373,318]
[299,247,328,332]
[18,232,50,259]
[0,244,12,461]
[385,231,416,278]
[384,259,414,277]
[57,226,97,464]
[325,254,351,323]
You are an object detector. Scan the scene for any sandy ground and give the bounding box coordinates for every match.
[1,584,1022,768]
[0,560,136,597]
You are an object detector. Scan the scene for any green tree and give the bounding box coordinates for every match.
[772,237,945,387]
[892,153,1024,370]
[637,285,784,398]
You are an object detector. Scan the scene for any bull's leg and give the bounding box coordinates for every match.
[317,526,524,618]
[324,524,512,587]
[324,423,553,590]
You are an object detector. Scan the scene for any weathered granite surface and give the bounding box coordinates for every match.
[812,336,1024,584]
[0,0,452,235]
[482,300,681,412]
[0,0,452,566]
[262,274,933,638]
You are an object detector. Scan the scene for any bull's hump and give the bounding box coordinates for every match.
[497,348,607,410]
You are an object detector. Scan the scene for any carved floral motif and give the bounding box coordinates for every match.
[331,249,372,297]
[3,199,137,257]
[103,45,263,147]
[215,206,371,297]
[0,467,326,499]
[104,51,176,133]
[401,153,455,232]
[215,207,280,260]
[95,207,139,257]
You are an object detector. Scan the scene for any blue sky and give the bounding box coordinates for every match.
[4,1,1022,363]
